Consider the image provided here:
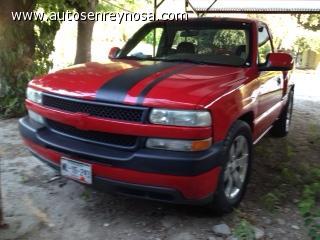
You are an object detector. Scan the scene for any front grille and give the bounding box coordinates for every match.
[46,120,138,148]
[42,94,145,122]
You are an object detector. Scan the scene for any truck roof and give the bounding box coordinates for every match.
[156,17,262,25]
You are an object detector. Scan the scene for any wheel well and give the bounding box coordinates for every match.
[238,112,254,131]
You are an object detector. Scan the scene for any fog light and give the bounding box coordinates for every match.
[28,110,44,124]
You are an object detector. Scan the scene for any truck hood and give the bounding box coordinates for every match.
[30,60,253,109]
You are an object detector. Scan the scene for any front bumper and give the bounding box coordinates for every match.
[19,116,224,203]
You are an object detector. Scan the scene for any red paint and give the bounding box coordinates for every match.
[29,60,144,100]
[24,138,221,199]
[266,52,294,70]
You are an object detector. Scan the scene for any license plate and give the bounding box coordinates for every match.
[60,158,92,184]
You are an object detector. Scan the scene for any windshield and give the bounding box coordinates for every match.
[118,21,251,67]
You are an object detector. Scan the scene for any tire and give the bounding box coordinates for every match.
[209,120,252,214]
[271,90,294,138]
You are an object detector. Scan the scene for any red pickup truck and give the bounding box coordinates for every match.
[19,17,294,213]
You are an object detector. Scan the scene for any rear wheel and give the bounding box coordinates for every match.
[209,120,252,214]
[271,90,294,138]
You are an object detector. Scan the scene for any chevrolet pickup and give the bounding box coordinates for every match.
[19,17,294,213]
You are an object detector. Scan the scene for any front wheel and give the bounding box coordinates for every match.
[209,120,252,214]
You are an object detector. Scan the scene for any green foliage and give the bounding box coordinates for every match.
[298,168,320,240]
[281,167,300,184]
[308,123,320,145]
[296,14,320,31]
[254,144,272,158]
[97,0,147,12]
[34,2,66,74]
[293,37,311,56]
[258,153,320,239]
[234,220,255,240]
[81,188,92,200]
[212,29,246,48]
[144,28,163,45]
[260,190,285,211]
[258,42,272,64]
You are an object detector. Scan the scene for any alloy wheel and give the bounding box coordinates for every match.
[224,135,249,200]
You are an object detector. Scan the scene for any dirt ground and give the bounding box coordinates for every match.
[0,70,319,240]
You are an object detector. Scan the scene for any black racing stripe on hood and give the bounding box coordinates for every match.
[96,62,177,103]
[136,64,193,105]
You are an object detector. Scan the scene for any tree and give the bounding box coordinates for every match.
[0,0,36,59]
[0,0,36,117]
[0,0,36,226]
[293,37,310,62]
[71,0,99,64]
[296,14,320,31]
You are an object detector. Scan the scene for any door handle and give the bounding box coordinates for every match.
[277,78,281,85]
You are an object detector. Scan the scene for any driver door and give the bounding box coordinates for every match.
[256,25,284,133]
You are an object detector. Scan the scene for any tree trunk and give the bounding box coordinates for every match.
[296,49,300,63]
[74,0,98,64]
[0,0,35,59]
[0,0,35,226]
[0,0,35,89]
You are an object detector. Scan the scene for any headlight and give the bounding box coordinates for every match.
[28,110,44,124]
[146,138,212,152]
[26,87,43,104]
[149,109,211,127]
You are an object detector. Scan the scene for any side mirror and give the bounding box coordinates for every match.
[108,47,120,59]
[259,52,294,71]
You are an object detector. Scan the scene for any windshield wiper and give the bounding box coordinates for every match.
[117,56,156,61]
[117,56,212,65]
[156,58,241,67]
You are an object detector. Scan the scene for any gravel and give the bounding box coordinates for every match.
[167,232,194,240]
[212,224,231,236]
[253,226,265,239]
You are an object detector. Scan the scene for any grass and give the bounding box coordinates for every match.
[255,139,298,211]
[260,191,283,212]
[252,126,320,239]
[298,168,320,240]
[20,174,29,183]
[233,219,255,240]
[255,136,320,239]
[308,123,320,145]
[80,189,92,201]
